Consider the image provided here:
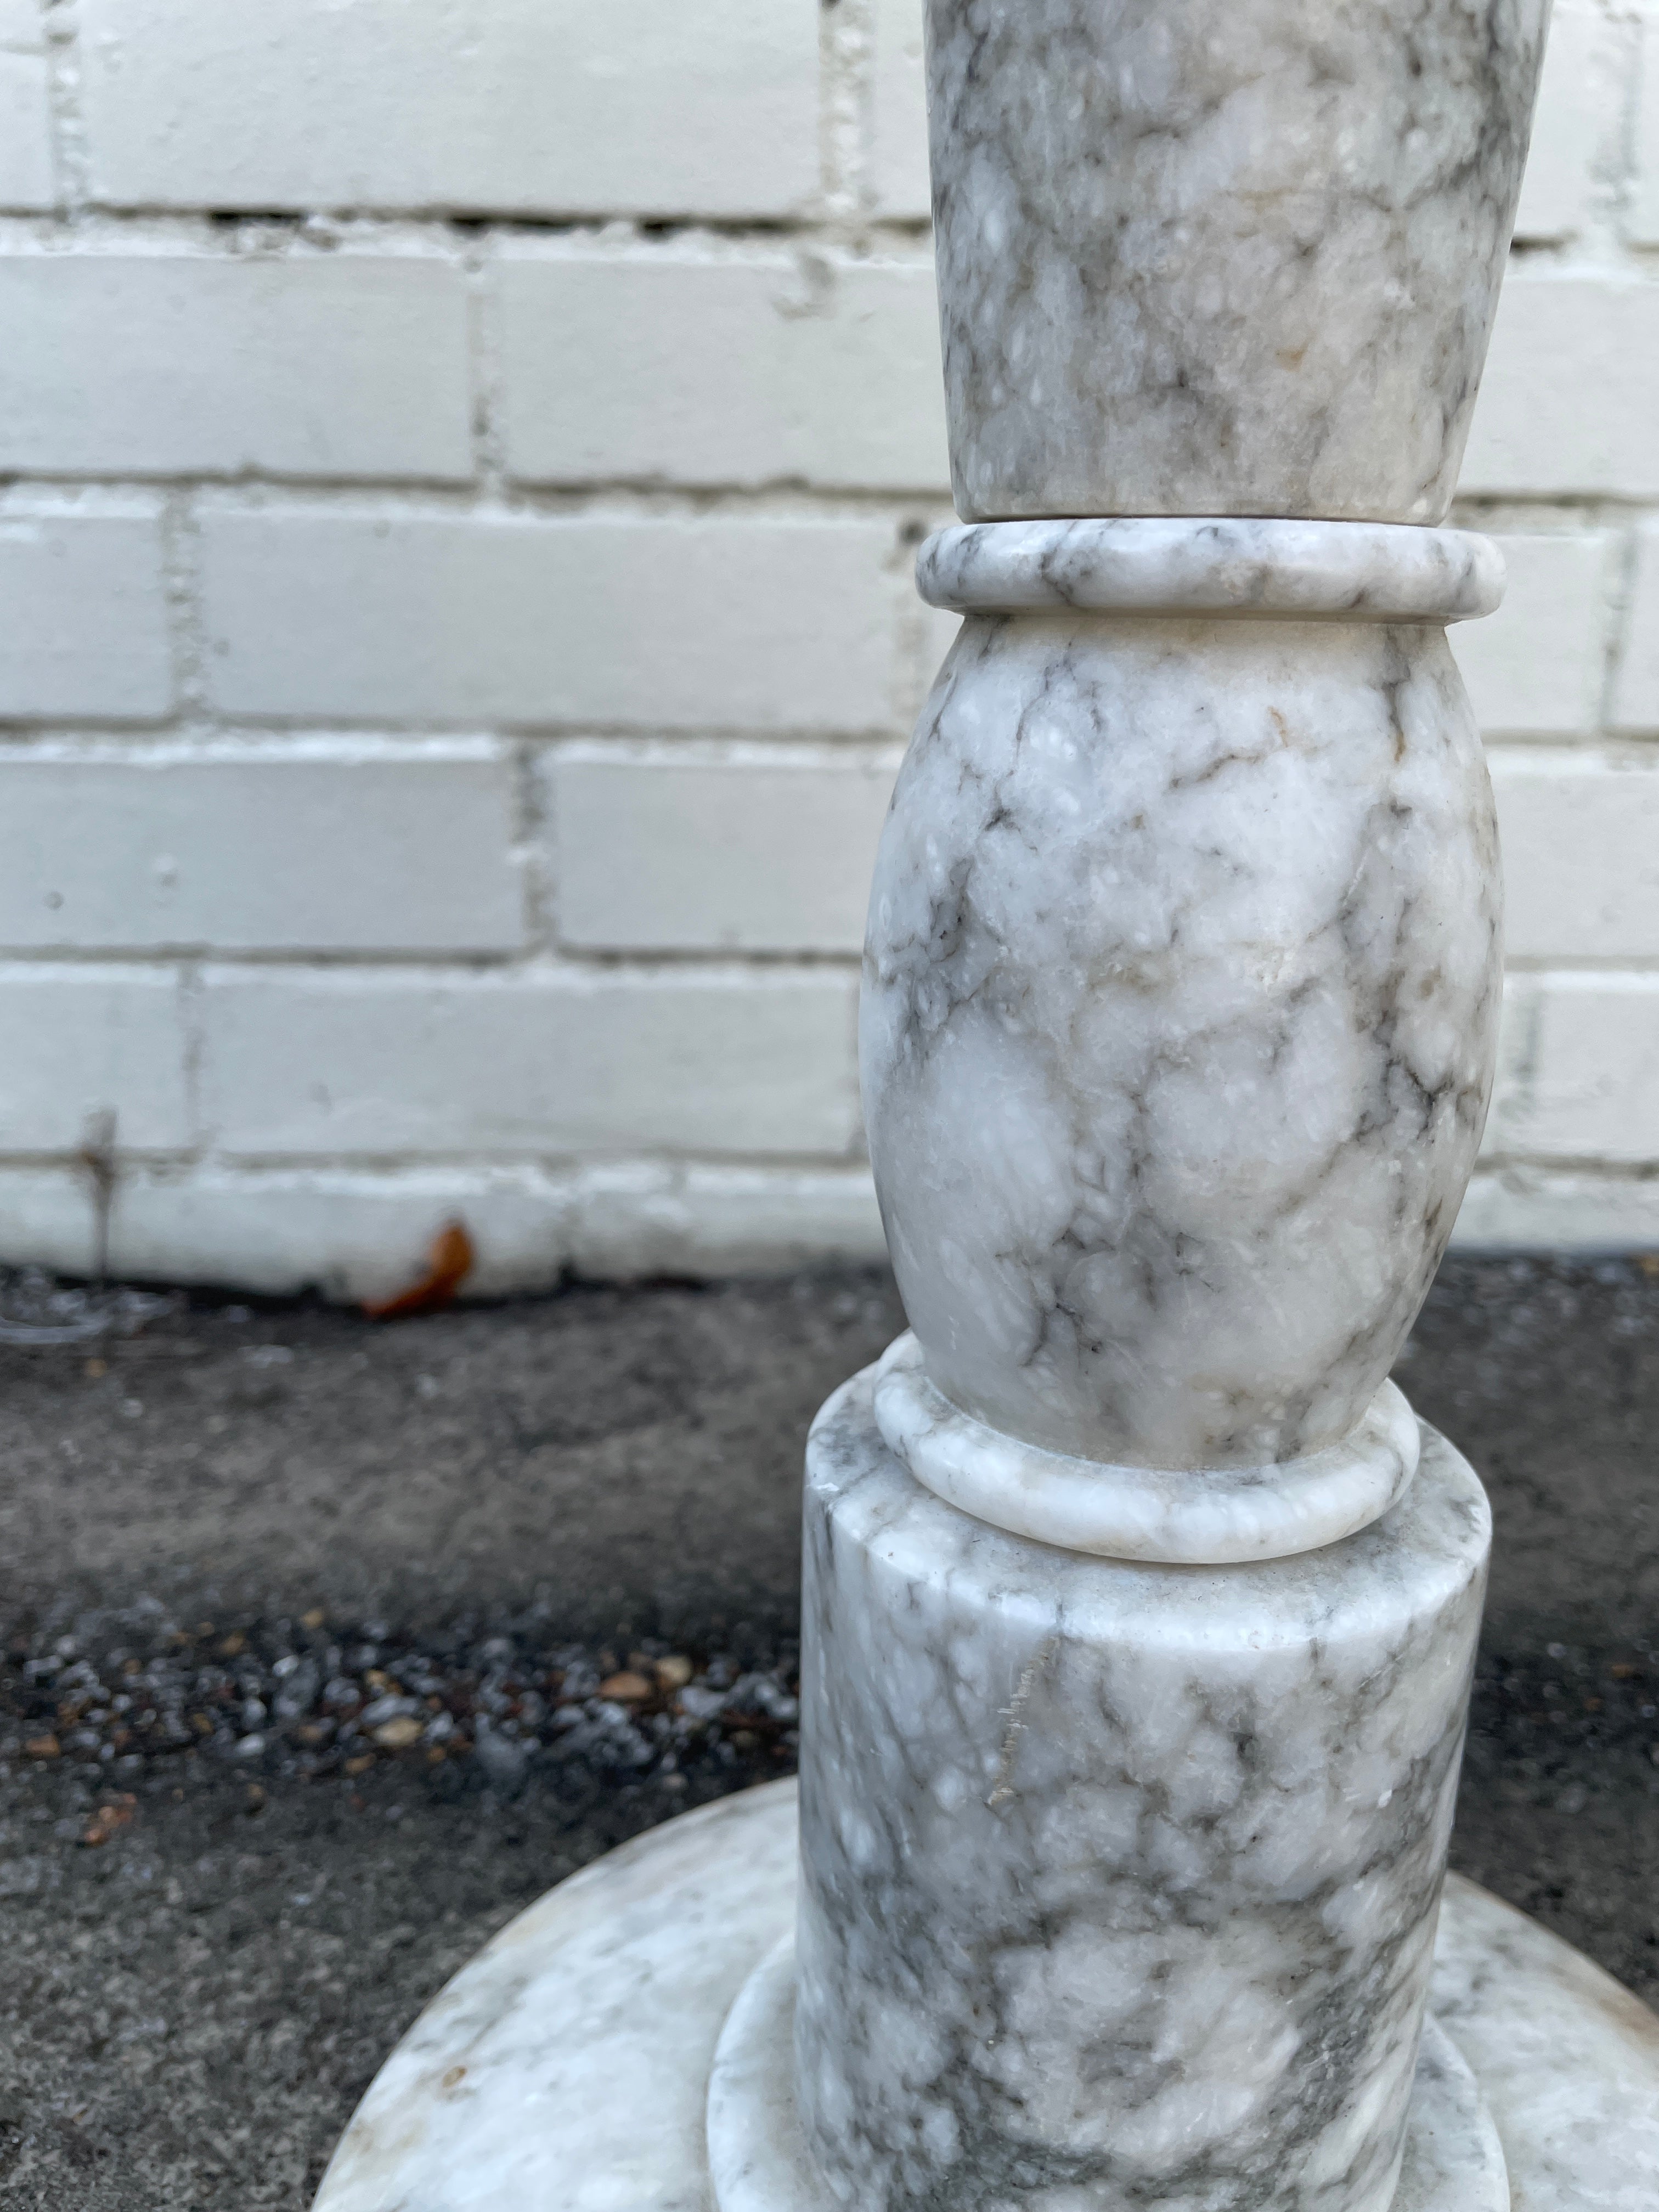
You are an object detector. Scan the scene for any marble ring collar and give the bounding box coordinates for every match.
[918,517,1504,624]
[871,1333,1421,1565]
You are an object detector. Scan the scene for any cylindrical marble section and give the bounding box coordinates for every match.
[861,610,1501,1471]
[926,0,1549,523]
[794,1363,1490,2212]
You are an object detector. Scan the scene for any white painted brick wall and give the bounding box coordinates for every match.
[1491,752,1659,960]
[196,966,860,1159]
[0,966,190,1152]
[1490,974,1659,1165]
[1611,520,1659,732]
[869,0,933,221]
[550,743,900,953]
[1448,533,1609,737]
[0,0,1651,1290]
[0,249,473,480]
[77,0,822,219]
[1630,2,1659,246]
[0,498,172,719]
[0,0,52,212]
[0,742,524,952]
[493,244,948,492]
[196,505,908,730]
[1459,273,1659,498]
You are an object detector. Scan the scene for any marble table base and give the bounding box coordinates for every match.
[313,1780,1659,2212]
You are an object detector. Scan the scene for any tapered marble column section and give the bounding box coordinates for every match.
[927,0,1551,522]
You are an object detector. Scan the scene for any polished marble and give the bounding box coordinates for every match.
[313,1781,1659,2212]
[794,1364,1489,2210]
[709,1932,1508,2212]
[918,517,1504,623]
[926,0,1550,522]
[863,594,1502,1474]
[871,1328,1420,1563]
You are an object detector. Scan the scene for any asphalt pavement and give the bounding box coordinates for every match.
[0,1253,1654,2210]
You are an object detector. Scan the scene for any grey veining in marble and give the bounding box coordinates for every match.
[312,1779,1659,2212]
[710,1933,1509,2212]
[919,517,1504,622]
[871,1330,1421,1564]
[1391,2022,1510,2212]
[926,0,1550,522]
[794,1364,1491,2212]
[862,594,1502,1474]
[1430,1876,1659,2209]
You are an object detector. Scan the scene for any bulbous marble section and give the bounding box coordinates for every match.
[861,607,1502,1472]
[794,1363,1490,2212]
[926,0,1549,522]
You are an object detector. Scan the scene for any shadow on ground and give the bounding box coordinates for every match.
[0,1254,1654,2210]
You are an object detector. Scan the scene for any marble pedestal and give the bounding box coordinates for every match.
[794,1365,1488,2211]
[313,1382,1659,2212]
[312,1778,1659,2212]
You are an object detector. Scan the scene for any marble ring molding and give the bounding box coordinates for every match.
[915,515,1505,623]
[871,1331,1421,1565]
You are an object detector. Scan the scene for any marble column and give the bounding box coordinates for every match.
[313,12,1659,2211]
[791,3,1550,2209]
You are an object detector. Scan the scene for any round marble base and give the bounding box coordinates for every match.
[313,1781,1659,2212]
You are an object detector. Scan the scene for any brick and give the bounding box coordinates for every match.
[0,504,171,720]
[79,0,820,218]
[1460,274,1659,498]
[198,967,861,1158]
[0,1157,886,1295]
[0,253,472,480]
[565,1163,884,1277]
[550,742,898,953]
[1490,750,1659,960]
[870,0,933,219]
[1630,3,1659,245]
[0,964,190,1152]
[199,507,904,732]
[1510,0,1620,244]
[1454,1166,1659,1252]
[0,50,53,211]
[1610,518,1659,732]
[1487,972,1659,1164]
[0,742,522,953]
[1448,533,1606,736]
[494,247,949,493]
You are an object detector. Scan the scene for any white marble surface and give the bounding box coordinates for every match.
[313,1779,1659,2212]
[1431,1878,1659,2211]
[1391,2023,1510,2212]
[862,602,1502,1473]
[794,1365,1489,2212]
[312,1782,798,2212]
[871,1330,1421,1563]
[709,1932,1508,2212]
[918,518,1504,622]
[926,0,1550,522]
